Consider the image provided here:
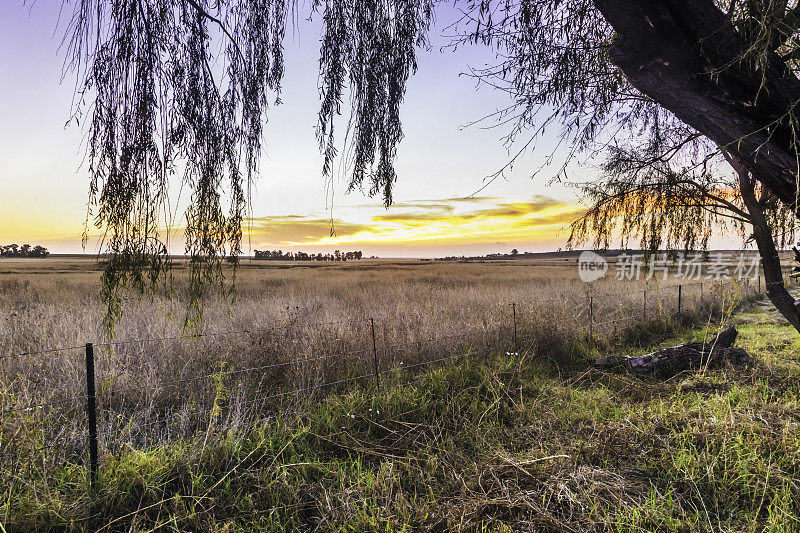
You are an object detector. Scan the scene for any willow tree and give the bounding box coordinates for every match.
[64,0,800,330]
[454,0,800,331]
[568,137,800,330]
[65,0,432,330]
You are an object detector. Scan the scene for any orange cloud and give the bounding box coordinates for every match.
[244,196,583,254]
[247,217,370,246]
[512,210,588,227]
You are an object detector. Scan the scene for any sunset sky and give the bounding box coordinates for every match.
[1,2,608,257]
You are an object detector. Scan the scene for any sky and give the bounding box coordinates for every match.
[1,2,598,257]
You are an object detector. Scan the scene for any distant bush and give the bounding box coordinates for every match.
[0,244,49,258]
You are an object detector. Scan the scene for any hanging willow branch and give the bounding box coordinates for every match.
[314,0,434,205]
[567,139,797,254]
[65,0,289,331]
[63,0,432,333]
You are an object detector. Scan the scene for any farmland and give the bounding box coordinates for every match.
[2,256,798,530]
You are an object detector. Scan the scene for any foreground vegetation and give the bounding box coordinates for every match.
[0,258,750,459]
[3,296,799,530]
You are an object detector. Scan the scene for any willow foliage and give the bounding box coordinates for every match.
[63,1,800,330]
[457,1,800,179]
[568,142,798,254]
[453,0,800,250]
[64,0,432,332]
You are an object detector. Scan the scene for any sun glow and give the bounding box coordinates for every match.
[243,195,585,255]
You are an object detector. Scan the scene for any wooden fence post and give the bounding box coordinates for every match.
[85,343,98,489]
[677,284,682,314]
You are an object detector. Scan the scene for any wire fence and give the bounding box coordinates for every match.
[0,273,781,487]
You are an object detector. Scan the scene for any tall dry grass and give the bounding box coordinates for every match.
[0,257,752,473]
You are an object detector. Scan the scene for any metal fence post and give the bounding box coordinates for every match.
[370,318,381,391]
[588,297,594,342]
[758,273,761,293]
[512,303,518,352]
[677,284,682,314]
[85,343,98,489]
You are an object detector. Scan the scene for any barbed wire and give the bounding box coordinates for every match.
[0,344,84,361]
[382,351,466,374]
[102,347,374,397]
[99,372,375,445]
[1,436,88,467]
[100,325,492,404]
[99,348,474,448]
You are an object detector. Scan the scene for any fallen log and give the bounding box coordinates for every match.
[594,326,752,379]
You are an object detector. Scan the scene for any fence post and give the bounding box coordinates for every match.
[588,296,594,342]
[677,284,682,314]
[512,303,518,352]
[758,273,761,293]
[370,318,381,391]
[84,343,99,489]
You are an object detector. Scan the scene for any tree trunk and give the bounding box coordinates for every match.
[595,326,752,378]
[593,0,800,211]
[729,156,800,332]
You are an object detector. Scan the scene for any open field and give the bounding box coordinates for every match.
[2,256,793,530]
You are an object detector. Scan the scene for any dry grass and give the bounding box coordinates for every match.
[3,307,799,531]
[0,258,752,509]
[3,256,797,531]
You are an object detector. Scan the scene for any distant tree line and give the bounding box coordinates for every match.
[1,244,50,258]
[485,249,528,258]
[253,250,363,261]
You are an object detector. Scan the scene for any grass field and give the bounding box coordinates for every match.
[3,256,796,530]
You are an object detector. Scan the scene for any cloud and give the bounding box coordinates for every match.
[373,211,451,223]
[470,197,561,218]
[512,209,588,228]
[246,216,370,246]
[373,195,571,225]
[241,194,583,252]
[439,196,500,203]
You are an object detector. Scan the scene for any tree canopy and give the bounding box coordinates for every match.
[63,0,800,330]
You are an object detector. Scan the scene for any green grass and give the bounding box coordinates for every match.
[3,305,800,531]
